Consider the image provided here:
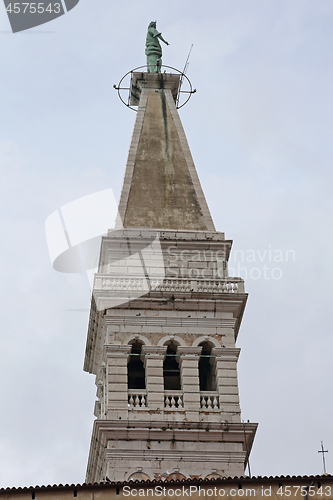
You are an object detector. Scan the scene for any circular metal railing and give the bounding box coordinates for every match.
[113,65,196,111]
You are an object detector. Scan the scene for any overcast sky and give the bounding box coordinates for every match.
[1,0,333,488]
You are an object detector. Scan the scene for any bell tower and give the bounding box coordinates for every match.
[84,69,257,483]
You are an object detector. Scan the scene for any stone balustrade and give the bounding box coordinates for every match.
[200,392,220,410]
[127,391,222,411]
[128,391,147,408]
[95,276,245,293]
[164,391,184,409]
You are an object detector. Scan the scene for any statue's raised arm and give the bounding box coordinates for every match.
[145,21,169,73]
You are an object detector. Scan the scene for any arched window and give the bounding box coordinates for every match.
[199,342,216,391]
[127,341,146,390]
[163,342,181,391]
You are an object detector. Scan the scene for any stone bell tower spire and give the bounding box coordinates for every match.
[84,49,257,482]
[118,72,215,231]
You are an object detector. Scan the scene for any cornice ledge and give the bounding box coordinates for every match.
[104,345,132,355]
[212,347,241,360]
[142,345,168,355]
[177,346,202,356]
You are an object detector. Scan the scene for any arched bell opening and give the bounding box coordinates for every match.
[163,341,181,391]
[199,341,216,392]
[127,340,146,390]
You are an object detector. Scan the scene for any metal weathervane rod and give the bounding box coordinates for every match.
[177,44,193,108]
[318,441,328,474]
[182,44,193,76]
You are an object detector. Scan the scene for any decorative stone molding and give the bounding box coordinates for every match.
[122,333,151,346]
[192,336,221,348]
[157,335,187,347]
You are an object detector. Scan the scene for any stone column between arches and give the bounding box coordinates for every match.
[212,347,241,422]
[142,345,167,411]
[105,344,131,420]
[177,346,202,421]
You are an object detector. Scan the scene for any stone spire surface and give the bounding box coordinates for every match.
[118,72,215,231]
[84,69,257,483]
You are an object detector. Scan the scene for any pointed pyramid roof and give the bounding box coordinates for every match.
[117,73,215,232]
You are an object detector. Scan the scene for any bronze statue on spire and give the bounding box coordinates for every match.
[145,21,169,73]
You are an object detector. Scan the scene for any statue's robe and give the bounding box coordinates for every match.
[145,27,162,72]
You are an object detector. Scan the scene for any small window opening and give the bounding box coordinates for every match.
[163,343,181,390]
[199,342,216,391]
[32,493,35,500]
[74,490,77,497]
[127,341,146,390]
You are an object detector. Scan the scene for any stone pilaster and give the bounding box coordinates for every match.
[105,345,131,420]
[212,347,241,421]
[177,346,202,420]
[142,345,167,411]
